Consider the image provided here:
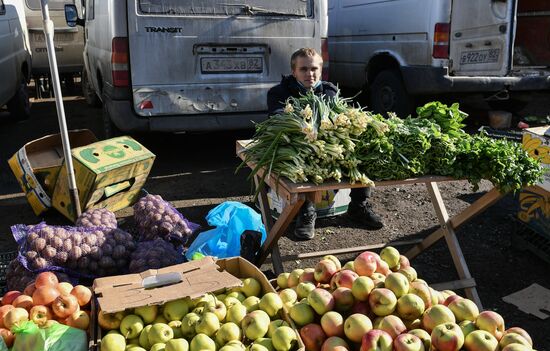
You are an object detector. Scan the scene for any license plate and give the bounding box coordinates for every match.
[460,49,500,65]
[201,57,263,73]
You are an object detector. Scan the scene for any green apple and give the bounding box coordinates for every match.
[164,299,189,321]
[259,293,283,318]
[351,276,375,301]
[408,328,431,350]
[216,294,227,303]
[120,315,145,339]
[150,343,166,351]
[215,322,242,345]
[181,313,201,339]
[153,315,169,324]
[241,278,262,297]
[287,269,304,288]
[139,325,153,349]
[148,323,174,345]
[165,338,189,351]
[295,282,316,300]
[253,338,274,351]
[193,294,216,308]
[126,346,146,351]
[380,246,400,269]
[224,296,242,309]
[127,338,139,347]
[267,320,289,338]
[225,340,245,349]
[101,333,126,351]
[226,303,247,325]
[241,310,270,340]
[243,296,261,313]
[323,255,342,270]
[206,301,227,322]
[190,333,216,351]
[134,305,158,324]
[384,272,410,298]
[192,306,205,315]
[195,312,220,337]
[272,326,297,351]
[276,273,290,289]
[289,302,314,327]
[169,320,184,338]
[219,346,240,351]
[278,289,298,307]
[342,261,355,271]
[227,291,247,302]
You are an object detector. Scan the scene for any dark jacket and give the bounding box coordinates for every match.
[267,75,338,116]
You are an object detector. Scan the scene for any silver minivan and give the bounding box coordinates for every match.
[66,0,328,137]
[328,0,550,116]
[0,0,32,120]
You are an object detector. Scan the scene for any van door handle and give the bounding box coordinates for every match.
[465,43,473,48]
[484,41,492,46]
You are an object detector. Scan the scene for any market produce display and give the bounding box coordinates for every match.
[239,95,544,194]
[274,247,536,351]
[96,276,299,351]
[75,208,118,229]
[0,271,93,348]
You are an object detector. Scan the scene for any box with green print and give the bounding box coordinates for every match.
[52,136,155,222]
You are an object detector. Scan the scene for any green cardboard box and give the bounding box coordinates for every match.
[52,136,155,222]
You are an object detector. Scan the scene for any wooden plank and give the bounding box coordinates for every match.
[257,195,305,265]
[405,228,444,259]
[430,278,477,291]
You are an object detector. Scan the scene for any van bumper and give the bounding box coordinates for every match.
[401,66,550,95]
[106,98,267,133]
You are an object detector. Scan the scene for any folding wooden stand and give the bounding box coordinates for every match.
[237,140,505,309]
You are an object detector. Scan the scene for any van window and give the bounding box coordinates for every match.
[25,0,74,11]
[138,0,312,17]
[0,0,4,15]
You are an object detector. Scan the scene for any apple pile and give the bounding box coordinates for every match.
[0,271,93,348]
[98,277,300,351]
[275,247,536,351]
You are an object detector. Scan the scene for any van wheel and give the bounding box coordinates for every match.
[7,81,31,121]
[370,69,414,117]
[82,70,101,107]
[102,99,121,139]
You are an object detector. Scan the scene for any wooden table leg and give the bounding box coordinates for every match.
[426,182,483,309]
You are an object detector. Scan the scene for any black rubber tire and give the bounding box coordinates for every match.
[7,81,31,121]
[370,69,414,117]
[82,70,101,107]
[101,97,121,139]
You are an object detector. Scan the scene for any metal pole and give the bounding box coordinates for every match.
[39,0,82,218]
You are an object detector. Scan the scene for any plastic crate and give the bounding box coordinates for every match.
[0,251,18,295]
[512,218,550,265]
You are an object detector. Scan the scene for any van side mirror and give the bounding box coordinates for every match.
[65,4,84,27]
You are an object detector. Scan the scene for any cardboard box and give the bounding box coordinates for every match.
[8,130,98,215]
[92,256,305,351]
[267,188,351,219]
[52,136,155,222]
[517,186,550,237]
[522,126,550,192]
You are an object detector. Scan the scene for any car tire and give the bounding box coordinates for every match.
[7,81,31,121]
[82,70,101,107]
[102,96,121,139]
[370,69,414,117]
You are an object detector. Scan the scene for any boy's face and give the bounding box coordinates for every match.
[292,55,323,89]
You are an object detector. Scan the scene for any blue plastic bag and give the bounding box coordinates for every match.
[185,201,266,259]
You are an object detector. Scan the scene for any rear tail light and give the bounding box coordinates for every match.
[111,37,129,87]
[321,38,329,81]
[433,23,450,59]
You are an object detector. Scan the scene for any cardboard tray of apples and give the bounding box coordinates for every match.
[91,256,307,351]
[271,247,536,351]
[0,271,94,350]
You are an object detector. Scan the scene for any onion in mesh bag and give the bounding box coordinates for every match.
[133,194,195,243]
[76,208,117,228]
[128,238,182,273]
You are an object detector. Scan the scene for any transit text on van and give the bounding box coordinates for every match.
[145,26,182,33]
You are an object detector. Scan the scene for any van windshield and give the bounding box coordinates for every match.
[139,0,311,17]
[25,0,74,11]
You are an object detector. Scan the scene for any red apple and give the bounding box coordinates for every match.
[375,259,391,276]
[321,336,349,351]
[300,323,327,351]
[360,329,393,351]
[475,311,505,340]
[376,315,406,339]
[320,311,344,337]
[351,301,370,315]
[330,270,359,290]
[56,282,74,296]
[0,328,15,348]
[333,287,355,312]
[315,260,338,284]
[354,251,378,277]
[52,294,79,319]
[12,295,33,311]
[2,291,22,306]
[502,327,532,346]
[0,305,14,328]
[431,322,464,351]
[33,286,60,306]
[444,294,462,307]
[70,285,92,307]
[398,255,410,269]
[300,268,317,284]
[393,333,424,351]
[34,272,59,289]
[23,283,36,297]
[30,305,53,327]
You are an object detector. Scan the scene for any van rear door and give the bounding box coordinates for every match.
[449,0,515,76]
[127,0,318,117]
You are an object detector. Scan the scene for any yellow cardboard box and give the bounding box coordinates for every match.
[522,125,550,192]
[517,186,549,236]
[52,136,155,222]
[7,130,98,215]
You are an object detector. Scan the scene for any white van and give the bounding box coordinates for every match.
[0,0,32,120]
[24,0,84,95]
[328,0,550,116]
[66,0,328,137]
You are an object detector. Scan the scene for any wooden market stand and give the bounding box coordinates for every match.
[237,140,506,309]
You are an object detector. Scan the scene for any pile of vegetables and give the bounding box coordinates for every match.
[239,94,544,194]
